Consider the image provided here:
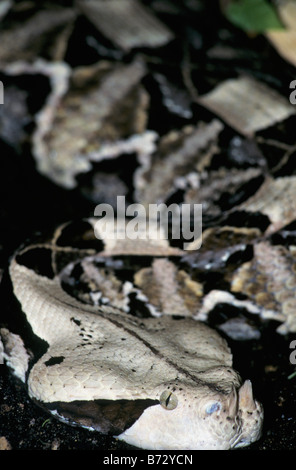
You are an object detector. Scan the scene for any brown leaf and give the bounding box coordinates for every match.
[265,1,296,67]
[77,0,174,52]
[266,31,296,68]
[199,76,295,136]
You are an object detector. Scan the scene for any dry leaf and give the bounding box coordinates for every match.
[77,0,174,51]
[266,31,296,68]
[265,0,296,67]
[199,76,295,136]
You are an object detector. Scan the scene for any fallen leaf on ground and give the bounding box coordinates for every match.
[199,76,295,136]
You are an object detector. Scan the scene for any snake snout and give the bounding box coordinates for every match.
[235,379,264,447]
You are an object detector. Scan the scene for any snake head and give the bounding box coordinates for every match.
[117,379,263,450]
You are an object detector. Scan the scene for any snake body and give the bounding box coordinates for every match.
[1,218,263,450]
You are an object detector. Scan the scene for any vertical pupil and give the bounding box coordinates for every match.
[165,392,172,407]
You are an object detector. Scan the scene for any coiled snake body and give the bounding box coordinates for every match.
[1,218,263,450]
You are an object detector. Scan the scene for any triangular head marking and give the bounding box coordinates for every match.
[42,398,159,435]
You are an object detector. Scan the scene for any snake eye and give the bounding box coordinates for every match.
[160,390,178,410]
